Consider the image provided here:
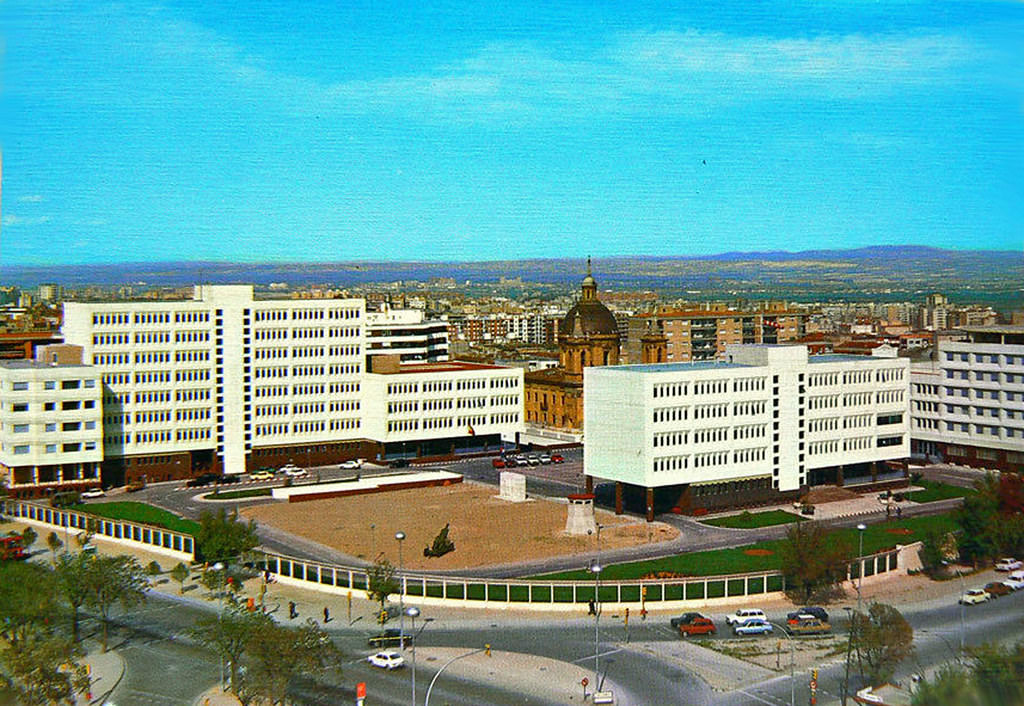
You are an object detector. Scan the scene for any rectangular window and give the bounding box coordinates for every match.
[13,445,30,455]
[84,379,96,388]
[11,403,28,412]
[84,441,97,450]
[12,381,28,391]
[877,413,903,426]
[877,435,903,447]
[44,380,56,390]
[85,421,96,429]
[44,402,55,411]
[45,444,57,453]
[62,401,81,411]
[62,422,81,431]
[12,424,30,433]
[61,380,81,390]
[62,443,81,452]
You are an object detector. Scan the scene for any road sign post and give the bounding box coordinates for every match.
[581,676,589,700]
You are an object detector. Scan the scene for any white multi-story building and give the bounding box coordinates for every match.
[60,285,523,485]
[362,357,523,458]
[366,305,449,363]
[910,326,1024,473]
[584,344,910,518]
[0,345,103,497]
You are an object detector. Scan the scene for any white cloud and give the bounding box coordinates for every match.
[3,214,51,226]
[17,194,44,203]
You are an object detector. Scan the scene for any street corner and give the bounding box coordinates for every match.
[194,686,243,706]
[76,649,124,705]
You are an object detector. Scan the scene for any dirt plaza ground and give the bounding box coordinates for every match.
[241,481,679,571]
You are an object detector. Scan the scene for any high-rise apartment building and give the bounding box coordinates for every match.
[365,304,449,363]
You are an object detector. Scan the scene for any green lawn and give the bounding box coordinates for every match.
[906,478,976,503]
[702,509,806,529]
[203,488,272,500]
[532,513,958,581]
[70,502,201,536]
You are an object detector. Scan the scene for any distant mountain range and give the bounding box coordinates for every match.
[2,246,1021,307]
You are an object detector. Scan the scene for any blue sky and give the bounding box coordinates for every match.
[2,1,1022,265]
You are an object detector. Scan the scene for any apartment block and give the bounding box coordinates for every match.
[1,345,103,497]
[584,345,909,518]
[624,307,807,363]
[910,326,1024,473]
[366,305,449,363]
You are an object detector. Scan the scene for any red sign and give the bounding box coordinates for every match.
[581,677,589,687]
[356,682,366,699]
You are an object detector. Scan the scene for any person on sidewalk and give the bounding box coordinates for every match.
[288,601,297,620]
[323,606,330,623]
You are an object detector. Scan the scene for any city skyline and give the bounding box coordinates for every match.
[2,0,1021,265]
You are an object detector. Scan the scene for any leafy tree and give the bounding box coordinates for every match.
[918,528,950,578]
[911,663,979,706]
[0,562,58,645]
[54,552,94,643]
[190,603,272,698]
[20,526,37,552]
[75,519,98,549]
[84,555,149,652]
[956,489,1000,565]
[365,556,399,627]
[146,560,163,576]
[46,532,63,566]
[242,618,342,706]
[968,641,1024,706]
[997,472,1024,515]
[170,562,191,594]
[779,522,852,604]
[196,508,259,565]
[851,602,914,685]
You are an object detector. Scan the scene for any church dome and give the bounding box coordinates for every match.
[558,260,619,338]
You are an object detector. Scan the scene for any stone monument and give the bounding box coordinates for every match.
[499,471,527,502]
[565,493,598,535]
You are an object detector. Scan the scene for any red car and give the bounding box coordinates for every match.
[492,458,507,469]
[679,617,717,637]
[550,454,565,464]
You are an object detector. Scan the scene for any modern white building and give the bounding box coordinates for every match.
[0,345,103,497]
[362,356,522,458]
[59,285,523,486]
[910,326,1024,473]
[584,344,910,518]
[365,304,449,363]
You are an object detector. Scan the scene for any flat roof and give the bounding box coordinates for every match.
[0,360,90,370]
[808,354,883,364]
[604,361,751,373]
[377,361,507,374]
[958,325,1024,334]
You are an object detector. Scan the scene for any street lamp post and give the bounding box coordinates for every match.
[767,621,795,706]
[590,561,602,692]
[405,606,420,706]
[395,531,406,643]
[841,606,855,706]
[856,523,867,615]
[212,561,226,690]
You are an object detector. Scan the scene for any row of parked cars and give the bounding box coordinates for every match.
[960,558,1024,605]
[492,453,565,469]
[670,606,833,638]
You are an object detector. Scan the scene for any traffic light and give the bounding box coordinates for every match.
[485,644,491,657]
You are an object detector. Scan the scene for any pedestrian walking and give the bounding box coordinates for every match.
[323,606,330,623]
[288,601,297,619]
[587,599,596,616]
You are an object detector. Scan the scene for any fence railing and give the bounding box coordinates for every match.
[2,499,194,561]
[257,546,904,607]
[2,497,907,607]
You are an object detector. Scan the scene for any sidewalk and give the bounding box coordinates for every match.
[76,648,124,706]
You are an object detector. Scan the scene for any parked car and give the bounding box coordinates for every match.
[1001,576,1024,591]
[787,606,829,623]
[491,458,507,469]
[513,456,529,467]
[367,628,412,648]
[959,589,991,605]
[280,464,307,477]
[538,453,552,464]
[733,619,773,636]
[216,474,241,484]
[670,612,706,628]
[250,469,275,481]
[81,488,106,499]
[550,453,565,464]
[679,617,717,637]
[340,459,364,470]
[725,608,767,626]
[786,616,832,635]
[526,455,541,466]
[388,458,410,469]
[367,651,404,670]
[1010,570,1024,583]
[125,482,146,492]
[984,581,1013,598]
[186,473,220,488]
[995,558,1023,572]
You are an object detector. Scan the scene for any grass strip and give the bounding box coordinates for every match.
[531,513,957,581]
[70,501,201,536]
[906,478,976,503]
[702,509,806,529]
[203,488,273,500]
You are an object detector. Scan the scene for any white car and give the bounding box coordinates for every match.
[280,464,307,477]
[959,589,991,605]
[340,459,363,470]
[995,558,1023,572]
[538,453,552,464]
[81,488,106,499]
[367,651,404,670]
[725,608,767,626]
[1001,576,1024,591]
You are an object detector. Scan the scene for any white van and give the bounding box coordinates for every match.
[725,608,767,626]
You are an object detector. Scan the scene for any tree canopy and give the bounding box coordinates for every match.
[779,521,852,605]
[197,508,260,565]
[852,602,914,686]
